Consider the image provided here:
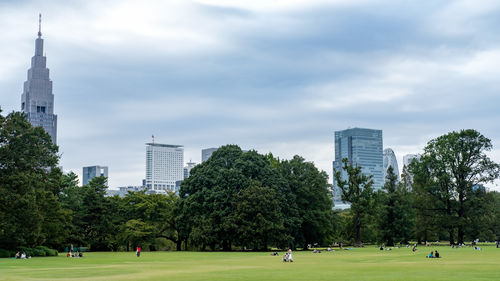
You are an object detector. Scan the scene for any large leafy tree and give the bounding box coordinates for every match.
[334,158,375,246]
[0,110,68,250]
[410,158,443,243]
[418,129,499,244]
[180,145,333,250]
[229,182,285,250]
[278,156,333,249]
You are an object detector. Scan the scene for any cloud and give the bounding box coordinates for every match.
[0,0,499,190]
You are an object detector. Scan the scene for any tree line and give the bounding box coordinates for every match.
[1,109,499,254]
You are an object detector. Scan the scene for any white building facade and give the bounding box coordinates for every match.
[403,154,421,168]
[383,148,399,182]
[145,143,184,191]
[184,161,197,179]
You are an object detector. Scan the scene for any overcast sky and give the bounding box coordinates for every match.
[1,0,499,190]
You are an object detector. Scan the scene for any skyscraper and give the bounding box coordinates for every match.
[184,160,196,179]
[403,154,421,167]
[145,143,184,191]
[202,147,218,162]
[82,165,109,186]
[21,14,57,144]
[383,148,399,182]
[333,128,384,201]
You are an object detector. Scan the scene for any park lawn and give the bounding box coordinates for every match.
[1,246,499,281]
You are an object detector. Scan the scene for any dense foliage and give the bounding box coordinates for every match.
[179,146,333,250]
[1,108,499,252]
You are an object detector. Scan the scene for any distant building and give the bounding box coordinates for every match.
[383,148,399,183]
[184,161,197,179]
[105,189,120,197]
[145,143,184,191]
[108,185,146,197]
[333,128,384,201]
[403,154,421,167]
[82,165,108,186]
[21,15,57,144]
[202,147,218,162]
[401,154,421,189]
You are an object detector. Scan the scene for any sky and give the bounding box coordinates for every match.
[1,0,499,190]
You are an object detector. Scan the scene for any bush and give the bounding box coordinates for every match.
[35,246,58,256]
[17,246,58,257]
[0,249,15,258]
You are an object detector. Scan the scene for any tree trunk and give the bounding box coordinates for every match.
[354,211,362,247]
[458,227,464,245]
[176,240,182,251]
[449,230,455,245]
[222,240,231,251]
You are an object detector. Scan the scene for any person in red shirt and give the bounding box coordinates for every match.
[136,246,141,257]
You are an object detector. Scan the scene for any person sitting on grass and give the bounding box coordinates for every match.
[435,250,440,258]
[78,251,83,258]
[15,252,20,259]
[282,252,288,262]
[427,251,434,258]
[67,251,71,258]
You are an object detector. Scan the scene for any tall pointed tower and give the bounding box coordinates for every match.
[21,14,57,144]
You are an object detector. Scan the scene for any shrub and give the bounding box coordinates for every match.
[17,246,58,257]
[0,249,15,258]
[35,246,58,256]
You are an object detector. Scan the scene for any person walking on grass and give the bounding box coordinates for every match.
[136,246,141,257]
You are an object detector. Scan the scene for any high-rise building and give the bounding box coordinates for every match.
[21,14,57,144]
[184,161,196,179]
[202,147,218,162]
[333,128,384,201]
[383,148,399,182]
[401,154,421,189]
[145,143,184,191]
[82,165,108,186]
[403,154,421,167]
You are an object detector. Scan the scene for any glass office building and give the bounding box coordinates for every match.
[333,128,383,201]
[82,165,108,186]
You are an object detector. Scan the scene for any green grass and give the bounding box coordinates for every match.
[1,246,499,281]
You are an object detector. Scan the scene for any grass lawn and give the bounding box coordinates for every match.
[1,246,499,281]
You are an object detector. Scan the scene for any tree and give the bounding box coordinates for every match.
[334,158,375,246]
[377,166,414,246]
[419,129,500,244]
[79,176,115,250]
[229,182,285,250]
[0,110,67,250]
[180,145,255,251]
[180,145,333,250]
[278,156,334,249]
[59,172,86,247]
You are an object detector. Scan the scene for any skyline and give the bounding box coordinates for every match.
[1,1,499,190]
